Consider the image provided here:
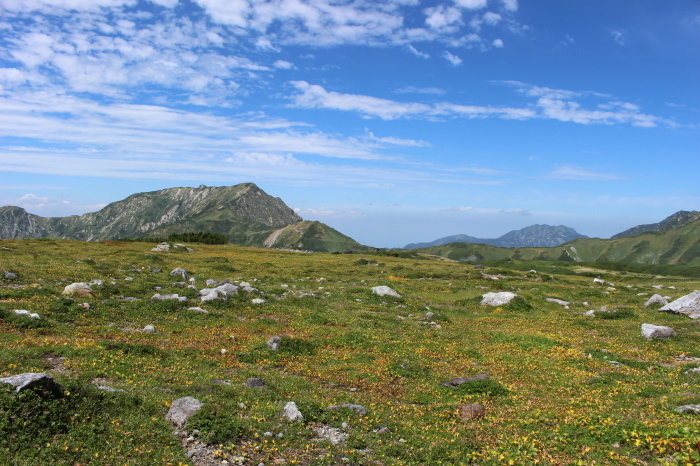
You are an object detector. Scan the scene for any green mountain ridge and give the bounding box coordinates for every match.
[611,210,700,239]
[0,183,367,253]
[413,215,700,265]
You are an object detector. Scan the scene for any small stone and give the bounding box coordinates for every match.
[458,403,485,421]
[480,292,517,306]
[441,374,489,387]
[151,267,162,272]
[151,293,187,302]
[205,279,220,287]
[267,336,281,351]
[252,298,266,304]
[593,278,605,285]
[583,310,596,317]
[80,303,90,310]
[2,271,18,280]
[188,307,209,313]
[169,268,188,279]
[13,309,40,319]
[143,325,155,333]
[0,373,63,396]
[675,405,700,414]
[644,294,668,307]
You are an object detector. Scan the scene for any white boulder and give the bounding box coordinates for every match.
[371,286,401,298]
[641,323,676,340]
[480,292,517,306]
[282,401,303,421]
[659,290,700,319]
[644,294,668,307]
[62,282,92,296]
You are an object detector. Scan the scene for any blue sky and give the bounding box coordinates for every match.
[0,0,698,248]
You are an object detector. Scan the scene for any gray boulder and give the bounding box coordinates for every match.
[659,291,700,319]
[546,298,570,307]
[480,292,517,306]
[166,396,203,427]
[267,336,282,351]
[199,283,238,302]
[151,293,187,302]
[282,401,303,421]
[13,309,40,319]
[327,403,367,416]
[151,243,170,252]
[641,323,676,340]
[62,282,92,296]
[205,279,219,287]
[371,286,401,298]
[0,373,63,396]
[3,271,17,280]
[675,405,700,414]
[169,268,188,279]
[644,294,668,307]
[245,378,266,388]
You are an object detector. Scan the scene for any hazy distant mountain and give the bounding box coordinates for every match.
[0,183,368,253]
[404,224,587,249]
[611,210,700,239]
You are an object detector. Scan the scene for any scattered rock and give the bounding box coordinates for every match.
[458,403,485,421]
[371,286,401,298]
[373,426,390,434]
[245,378,266,388]
[474,265,485,270]
[684,367,700,375]
[281,401,303,421]
[188,307,209,313]
[675,405,700,414]
[659,291,700,319]
[199,283,239,302]
[441,374,489,387]
[3,271,18,280]
[172,282,187,288]
[205,279,219,287]
[169,268,188,279]
[422,311,434,321]
[252,298,266,304]
[121,297,140,302]
[96,385,126,393]
[312,425,348,445]
[89,279,104,286]
[62,282,92,296]
[0,373,63,396]
[151,243,170,252]
[151,293,187,302]
[327,403,367,416]
[143,325,155,333]
[641,323,676,340]
[546,298,570,307]
[13,309,40,319]
[652,285,664,289]
[583,310,596,317]
[79,303,90,310]
[593,278,605,285]
[534,277,543,282]
[644,294,668,307]
[267,336,281,351]
[480,292,517,306]
[151,267,162,273]
[166,397,203,427]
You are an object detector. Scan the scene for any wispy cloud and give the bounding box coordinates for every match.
[394,86,446,95]
[443,51,464,66]
[545,166,622,181]
[289,80,667,127]
[2,193,107,216]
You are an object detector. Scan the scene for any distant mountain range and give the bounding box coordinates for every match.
[611,210,700,239]
[0,183,367,253]
[404,224,588,249]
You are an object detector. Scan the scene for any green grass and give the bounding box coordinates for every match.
[1,238,699,465]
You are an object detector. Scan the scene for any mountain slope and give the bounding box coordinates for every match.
[0,184,368,252]
[415,217,700,265]
[611,210,700,239]
[404,224,587,249]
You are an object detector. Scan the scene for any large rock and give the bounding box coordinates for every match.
[62,282,92,296]
[675,405,700,414]
[151,293,187,302]
[198,283,238,302]
[166,397,203,427]
[0,373,63,396]
[13,309,40,319]
[2,271,17,280]
[641,323,676,340]
[659,291,700,319]
[281,401,303,421]
[644,294,668,307]
[480,292,517,306]
[371,286,401,298]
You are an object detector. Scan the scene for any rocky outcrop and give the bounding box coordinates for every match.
[659,291,700,319]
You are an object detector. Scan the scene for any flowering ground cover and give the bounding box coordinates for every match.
[1,239,699,465]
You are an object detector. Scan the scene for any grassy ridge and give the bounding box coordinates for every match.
[1,239,699,465]
[414,219,700,265]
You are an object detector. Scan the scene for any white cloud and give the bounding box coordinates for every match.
[294,207,365,219]
[4,193,107,216]
[501,0,517,12]
[492,38,504,47]
[364,131,430,147]
[394,86,446,95]
[443,50,463,65]
[425,5,462,31]
[545,166,621,181]
[273,60,295,69]
[610,29,626,45]
[454,0,488,9]
[448,206,475,212]
[483,12,501,25]
[406,44,429,58]
[500,208,531,215]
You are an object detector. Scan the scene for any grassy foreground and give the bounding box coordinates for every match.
[1,239,699,466]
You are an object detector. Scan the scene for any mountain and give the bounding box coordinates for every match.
[404,224,587,249]
[414,215,700,265]
[0,183,368,253]
[611,210,700,239]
